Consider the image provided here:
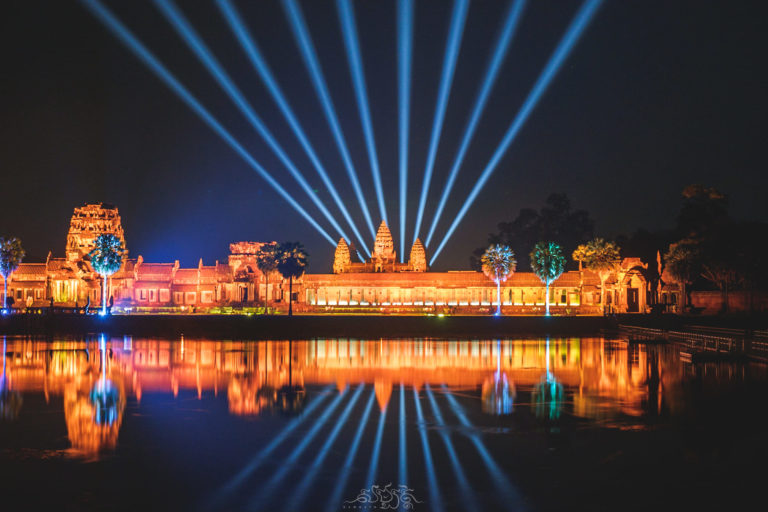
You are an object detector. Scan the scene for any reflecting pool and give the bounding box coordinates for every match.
[1,335,766,511]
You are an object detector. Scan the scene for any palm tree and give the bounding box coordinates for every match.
[276,242,308,317]
[481,244,516,316]
[256,242,280,313]
[530,241,566,316]
[573,238,621,312]
[572,243,589,296]
[88,234,126,316]
[0,237,25,312]
[664,239,700,309]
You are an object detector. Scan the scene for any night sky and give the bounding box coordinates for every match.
[1,0,766,272]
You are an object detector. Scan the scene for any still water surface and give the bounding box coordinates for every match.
[1,336,766,511]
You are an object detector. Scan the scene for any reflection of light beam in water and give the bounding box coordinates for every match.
[398,383,407,502]
[424,0,527,247]
[216,0,370,256]
[414,388,444,512]
[425,384,478,512]
[154,0,353,247]
[413,0,470,245]
[282,383,365,512]
[79,0,336,246]
[337,0,388,226]
[247,386,350,508]
[430,0,604,264]
[282,0,376,240]
[397,0,414,261]
[441,384,526,511]
[324,389,377,512]
[364,393,388,490]
[213,383,335,500]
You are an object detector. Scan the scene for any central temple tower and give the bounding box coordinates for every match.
[332,221,428,273]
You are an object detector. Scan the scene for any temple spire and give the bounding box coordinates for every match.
[333,238,351,274]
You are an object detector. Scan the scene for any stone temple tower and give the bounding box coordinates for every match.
[409,238,428,272]
[66,203,126,262]
[333,238,352,274]
[372,221,396,271]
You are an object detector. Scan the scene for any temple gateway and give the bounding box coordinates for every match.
[1,203,658,314]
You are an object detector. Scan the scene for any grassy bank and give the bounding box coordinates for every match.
[0,313,617,339]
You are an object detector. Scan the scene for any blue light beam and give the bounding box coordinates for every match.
[430,0,603,264]
[337,0,388,226]
[324,389,377,512]
[412,0,470,245]
[414,388,444,512]
[364,396,388,491]
[424,0,527,247]
[79,0,336,247]
[282,0,377,240]
[207,383,334,507]
[247,385,350,509]
[216,0,371,256]
[398,0,414,261]
[154,0,352,248]
[282,383,365,512]
[441,384,526,511]
[425,384,478,512]
[398,383,407,495]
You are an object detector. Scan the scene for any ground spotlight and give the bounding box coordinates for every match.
[430,0,603,264]
[281,0,377,241]
[425,0,527,247]
[154,0,353,249]
[216,0,371,255]
[412,0,470,245]
[79,0,336,246]
[337,0,388,226]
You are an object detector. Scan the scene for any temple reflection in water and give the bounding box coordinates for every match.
[1,335,693,456]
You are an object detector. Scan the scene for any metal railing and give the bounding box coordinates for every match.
[619,324,768,362]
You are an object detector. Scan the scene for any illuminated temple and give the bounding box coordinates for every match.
[0,203,659,314]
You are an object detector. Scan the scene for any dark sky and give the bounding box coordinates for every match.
[1,0,766,272]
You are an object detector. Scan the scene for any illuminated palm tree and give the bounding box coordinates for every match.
[0,237,25,312]
[530,241,567,316]
[256,242,280,312]
[88,234,126,316]
[481,244,516,316]
[573,238,620,312]
[277,242,308,317]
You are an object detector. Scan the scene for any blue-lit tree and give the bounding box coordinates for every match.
[530,241,567,316]
[0,237,25,313]
[481,244,516,316]
[88,234,126,316]
[277,242,308,317]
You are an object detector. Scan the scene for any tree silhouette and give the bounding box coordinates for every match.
[256,242,280,313]
[276,242,308,317]
[472,194,593,271]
